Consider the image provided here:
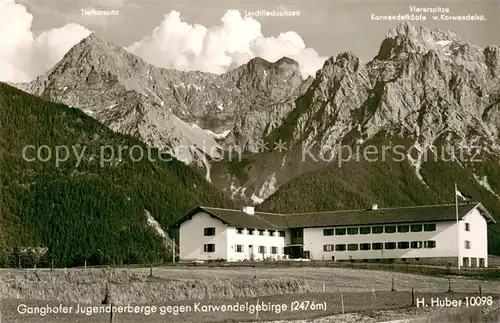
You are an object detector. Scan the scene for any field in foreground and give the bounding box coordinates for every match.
[127,266,500,294]
[1,266,500,322]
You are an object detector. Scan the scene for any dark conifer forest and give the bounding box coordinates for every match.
[0,83,236,267]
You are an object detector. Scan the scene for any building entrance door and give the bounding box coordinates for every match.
[286,246,303,259]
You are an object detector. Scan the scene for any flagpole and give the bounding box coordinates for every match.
[455,183,461,274]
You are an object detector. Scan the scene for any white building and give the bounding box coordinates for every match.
[178,206,290,262]
[177,203,495,267]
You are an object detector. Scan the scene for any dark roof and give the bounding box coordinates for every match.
[284,203,495,228]
[176,203,495,229]
[177,206,288,230]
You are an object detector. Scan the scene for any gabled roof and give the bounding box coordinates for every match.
[474,203,496,223]
[175,206,288,230]
[176,203,495,229]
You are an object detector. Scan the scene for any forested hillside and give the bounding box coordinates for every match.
[0,83,237,267]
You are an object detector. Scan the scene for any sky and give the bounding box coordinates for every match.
[0,0,498,82]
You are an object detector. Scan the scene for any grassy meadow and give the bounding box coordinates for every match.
[1,266,500,322]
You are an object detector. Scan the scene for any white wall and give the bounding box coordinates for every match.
[179,212,228,261]
[226,227,291,261]
[460,207,488,267]
[303,221,460,261]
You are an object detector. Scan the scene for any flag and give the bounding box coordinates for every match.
[455,187,472,201]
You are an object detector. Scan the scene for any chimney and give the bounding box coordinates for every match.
[242,206,255,215]
[371,204,378,211]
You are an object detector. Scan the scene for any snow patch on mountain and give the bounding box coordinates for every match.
[132,113,222,165]
[406,143,428,187]
[257,173,277,202]
[174,82,186,89]
[251,194,264,204]
[201,155,212,183]
[230,180,249,200]
[473,174,500,199]
[188,84,205,91]
[205,129,231,139]
[145,210,173,249]
[435,40,452,47]
[192,124,231,139]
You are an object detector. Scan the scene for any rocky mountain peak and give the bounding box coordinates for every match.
[79,32,109,46]
[314,52,364,85]
[322,56,335,68]
[231,56,302,80]
[333,52,361,73]
[275,56,300,68]
[321,52,360,71]
[387,22,460,41]
[64,32,127,63]
[78,33,144,66]
[245,57,273,71]
[376,22,463,60]
[222,55,304,98]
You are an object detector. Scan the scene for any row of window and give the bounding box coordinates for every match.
[205,223,471,238]
[235,245,281,254]
[323,240,437,252]
[205,240,469,254]
[323,224,436,236]
[236,228,286,237]
[204,227,287,237]
[203,244,283,254]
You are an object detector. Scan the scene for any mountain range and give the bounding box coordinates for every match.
[5,21,500,259]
